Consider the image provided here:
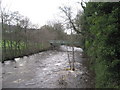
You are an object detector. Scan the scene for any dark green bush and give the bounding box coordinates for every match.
[79,2,120,88]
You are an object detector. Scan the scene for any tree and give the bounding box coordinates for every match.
[59,6,77,71]
[0,0,7,60]
[53,22,66,40]
[59,6,82,34]
[79,2,120,88]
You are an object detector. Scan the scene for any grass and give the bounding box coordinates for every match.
[0,40,26,49]
[1,40,51,62]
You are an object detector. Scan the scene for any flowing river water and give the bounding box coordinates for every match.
[2,45,95,88]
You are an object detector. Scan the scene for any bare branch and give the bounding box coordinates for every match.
[59,6,82,34]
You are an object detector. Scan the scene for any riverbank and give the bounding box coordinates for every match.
[1,43,51,63]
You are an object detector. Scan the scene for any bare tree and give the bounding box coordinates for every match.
[59,6,82,34]
[59,6,77,71]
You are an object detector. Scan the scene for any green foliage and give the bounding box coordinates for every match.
[79,2,120,88]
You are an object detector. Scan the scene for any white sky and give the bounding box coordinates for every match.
[2,0,83,27]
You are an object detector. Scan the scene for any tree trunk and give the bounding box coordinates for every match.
[72,46,75,71]
[67,46,71,70]
[71,29,75,71]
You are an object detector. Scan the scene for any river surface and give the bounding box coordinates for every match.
[2,45,94,88]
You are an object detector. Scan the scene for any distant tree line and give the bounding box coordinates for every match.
[0,9,66,62]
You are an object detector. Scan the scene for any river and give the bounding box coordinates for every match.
[2,45,94,88]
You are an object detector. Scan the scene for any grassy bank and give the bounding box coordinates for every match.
[1,40,51,62]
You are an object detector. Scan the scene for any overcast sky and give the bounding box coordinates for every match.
[2,0,83,27]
